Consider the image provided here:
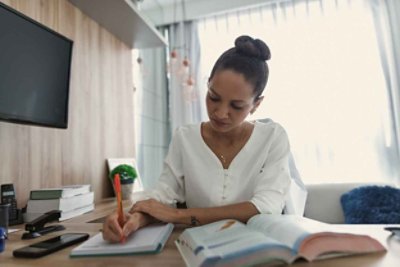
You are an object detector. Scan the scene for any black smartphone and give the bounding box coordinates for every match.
[13,233,89,258]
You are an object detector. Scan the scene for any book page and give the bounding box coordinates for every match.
[179,220,251,251]
[247,214,330,252]
[248,215,386,261]
[177,219,292,264]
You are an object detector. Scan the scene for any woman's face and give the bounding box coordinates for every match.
[206,69,262,133]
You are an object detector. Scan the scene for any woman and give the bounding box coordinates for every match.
[103,35,291,242]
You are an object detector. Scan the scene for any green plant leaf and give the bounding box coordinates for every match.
[109,164,137,181]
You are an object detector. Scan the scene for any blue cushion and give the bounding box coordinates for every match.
[340,185,400,224]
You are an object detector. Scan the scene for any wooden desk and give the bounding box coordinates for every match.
[1,200,400,267]
[1,199,186,267]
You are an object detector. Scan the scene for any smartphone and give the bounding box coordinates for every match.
[13,233,89,258]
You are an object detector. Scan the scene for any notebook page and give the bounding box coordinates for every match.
[71,223,173,256]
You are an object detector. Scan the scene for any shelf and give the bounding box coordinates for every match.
[68,0,167,49]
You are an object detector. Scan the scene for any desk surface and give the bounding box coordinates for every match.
[1,200,400,267]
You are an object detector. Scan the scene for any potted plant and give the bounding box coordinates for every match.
[109,164,137,200]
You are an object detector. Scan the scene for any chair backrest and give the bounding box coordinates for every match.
[304,183,366,223]
[257,118,308,215]
[283,153,308,215]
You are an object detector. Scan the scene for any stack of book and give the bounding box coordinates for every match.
[26,184,94,221]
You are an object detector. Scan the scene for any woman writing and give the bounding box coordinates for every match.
[103,35,291,242]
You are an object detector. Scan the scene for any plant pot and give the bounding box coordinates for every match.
[120,182,134,200]
[112,178,135,200]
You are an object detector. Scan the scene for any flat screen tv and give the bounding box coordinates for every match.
[0,2,73,129]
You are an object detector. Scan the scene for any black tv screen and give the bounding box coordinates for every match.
[0,2,73,129]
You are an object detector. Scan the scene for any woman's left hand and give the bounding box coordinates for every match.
[131,199,181,223]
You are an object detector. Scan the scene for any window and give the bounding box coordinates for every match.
[198,0,399,184]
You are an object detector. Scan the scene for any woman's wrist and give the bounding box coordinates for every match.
[130,211,153,228]
[175,208,200,226]
[174,208,187,224]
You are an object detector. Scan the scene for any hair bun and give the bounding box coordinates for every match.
[234,35,271,61]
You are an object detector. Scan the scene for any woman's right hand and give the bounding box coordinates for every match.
[102,211,145,243]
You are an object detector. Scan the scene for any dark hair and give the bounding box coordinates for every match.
[209,35,271,99]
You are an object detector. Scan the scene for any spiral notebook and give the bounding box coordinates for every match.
[70,223,174,257]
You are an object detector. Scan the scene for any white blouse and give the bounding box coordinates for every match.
[132,120,291,214]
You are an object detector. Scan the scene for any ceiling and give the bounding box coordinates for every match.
[138,0,197,11]
[132,0,279,26]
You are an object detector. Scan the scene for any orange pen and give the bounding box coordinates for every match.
[114,173,126,243]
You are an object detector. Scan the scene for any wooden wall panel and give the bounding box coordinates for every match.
[0,0,136,206]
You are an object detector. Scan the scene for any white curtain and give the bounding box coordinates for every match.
[167,22,207,132]
[197,0,399,184]
[369,0,400,185]
[133,22,207,188]
[133,47,170,189]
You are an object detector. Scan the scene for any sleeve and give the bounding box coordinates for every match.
[131,129,186,206]
[249,127,291,214]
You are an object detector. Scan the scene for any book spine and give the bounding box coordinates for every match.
[59,192,94,211]
[59,204,95,221]
[30,185,90,200]
[30,190,62,200]
[27,192,94,213]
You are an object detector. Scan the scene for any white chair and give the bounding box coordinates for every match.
[257,118,308,216]
[303,182,395,224]
[283,153,308,216]
[303,183,364,223]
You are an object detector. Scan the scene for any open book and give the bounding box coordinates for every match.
[175,215,386,267]
[70,223,174,257]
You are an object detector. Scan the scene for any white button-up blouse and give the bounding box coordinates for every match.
[132,120,291,214]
